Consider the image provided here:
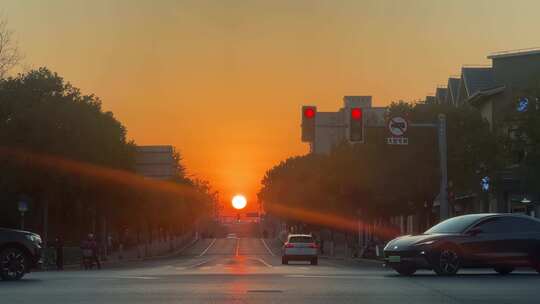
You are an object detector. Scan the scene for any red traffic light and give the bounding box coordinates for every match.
[304,107,316,119]
[351,108,362,120]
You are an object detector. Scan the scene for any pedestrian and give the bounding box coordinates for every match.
[81,234,93,270]
[107,235,113,253]
[55,236,64,270]
[81,233,101,270]
[89,234,102,270]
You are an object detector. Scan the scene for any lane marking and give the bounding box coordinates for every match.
[235,238,240,256]
[253,257,273,268]
[188,258,214,268]
[112,276,159,280]
[199,238,216,257]
[260,238,276,256]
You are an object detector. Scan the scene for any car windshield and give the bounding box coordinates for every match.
[289,236,313,243]
[424,215,486,234]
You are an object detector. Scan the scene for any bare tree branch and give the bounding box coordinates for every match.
[0,16,22,79]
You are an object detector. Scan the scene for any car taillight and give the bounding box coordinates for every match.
[285,243,295,248]
[309,243,318,248]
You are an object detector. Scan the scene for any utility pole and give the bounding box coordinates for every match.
[438,114,449,220]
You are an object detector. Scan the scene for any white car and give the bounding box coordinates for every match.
[282,234,318,265]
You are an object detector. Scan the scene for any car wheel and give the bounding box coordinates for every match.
[393,264,416,276]
[281,257,288,265]
[310,258,318,265]
[494,266,514,275]
[433,245,461,276]
[0,247,28,281]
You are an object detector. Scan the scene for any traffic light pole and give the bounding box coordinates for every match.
[438,114,449,220]
[409,113,449,221]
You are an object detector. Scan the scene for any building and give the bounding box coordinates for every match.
[435,87,448,104]
[304,96,387,154]
[312,110,346,154]
[445,77,460,106]
[469,48,540,131]
[467,48,540,217]
[425,95,437,104]
[428,48,540,218]
[455,66,496,106]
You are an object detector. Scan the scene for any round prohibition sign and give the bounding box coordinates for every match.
[388,116,408,136]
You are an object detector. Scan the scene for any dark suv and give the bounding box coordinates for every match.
[0,228,43,280]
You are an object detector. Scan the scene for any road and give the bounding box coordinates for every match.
[1,237,539,303]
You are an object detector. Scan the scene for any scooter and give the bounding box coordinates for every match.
[81,249,96,270]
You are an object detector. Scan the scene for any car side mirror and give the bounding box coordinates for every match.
[467,227,482,236]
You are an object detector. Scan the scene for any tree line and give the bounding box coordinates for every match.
[0,68,216,245]
[258,101,505,236]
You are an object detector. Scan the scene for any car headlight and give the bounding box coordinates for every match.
[414,240,436,246]
[25,234,42,244]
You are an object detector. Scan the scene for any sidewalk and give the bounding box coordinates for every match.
[44,234,198,271]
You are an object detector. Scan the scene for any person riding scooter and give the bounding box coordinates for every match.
[81,233,101,270]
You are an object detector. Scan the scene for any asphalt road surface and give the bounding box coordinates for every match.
[2,237,540,303]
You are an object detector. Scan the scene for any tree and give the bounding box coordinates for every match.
[259,100,498,235]
[0,68,215,244]
[500,81,540,195]
[0,16,22,79]
[389,101,499,198]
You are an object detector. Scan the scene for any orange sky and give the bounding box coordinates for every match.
[4,0,540,212]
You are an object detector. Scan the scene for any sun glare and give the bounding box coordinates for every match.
[232,194,247,210]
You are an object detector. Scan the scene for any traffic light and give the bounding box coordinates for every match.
[301,106,316,142]
[349,107,364,143]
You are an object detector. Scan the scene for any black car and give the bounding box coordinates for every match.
[0,228,43,280]
[384,213,540,276]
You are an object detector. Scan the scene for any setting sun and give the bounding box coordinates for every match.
[231,194,247,210]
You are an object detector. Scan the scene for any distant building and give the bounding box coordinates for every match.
[304,96,386,154]
[312,110,346,154]
[435,88,448,104]
[445,77,460,106]
[425,95,436,104]
[455,66,497,106]
[135,145,175,180]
